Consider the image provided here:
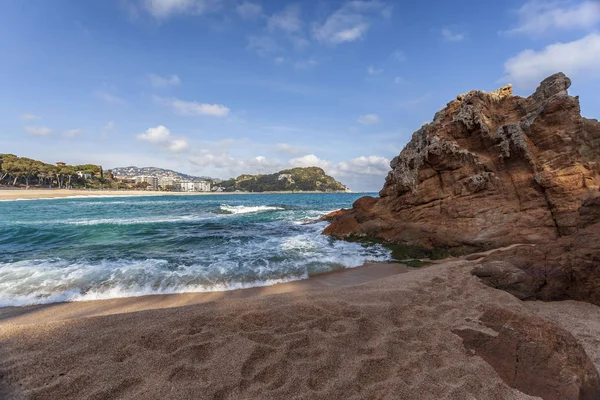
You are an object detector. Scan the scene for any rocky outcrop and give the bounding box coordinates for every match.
[473,216,600,306]
[323,73,600,254]
[454,307,600,400]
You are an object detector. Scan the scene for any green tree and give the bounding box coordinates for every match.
[134,182,150,190]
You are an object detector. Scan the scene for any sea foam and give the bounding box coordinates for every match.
[219,204,285,214]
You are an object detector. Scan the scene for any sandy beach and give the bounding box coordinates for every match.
[0,189,352,201]
[1,259,598,399]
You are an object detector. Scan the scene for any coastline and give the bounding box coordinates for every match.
[1,258,598,399]
[0,262,411,326]
[0,188,357,201]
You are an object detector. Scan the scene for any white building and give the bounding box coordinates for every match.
[77,171,92,179]
[159,177,177,188]
[197,181,211,192]
[180,181,211,192]
[135,176,158,190]
[278,174,294,184]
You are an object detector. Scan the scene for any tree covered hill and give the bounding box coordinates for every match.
[0,155,349,192]
[0,154,103,188]
[220,167,350,192]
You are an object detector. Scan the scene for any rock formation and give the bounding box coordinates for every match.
[473,212,600,306]
[323,73,600,254]
[454,307,600,400]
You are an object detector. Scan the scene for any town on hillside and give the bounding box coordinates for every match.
[0,155,218,192]
[0,155,351,193]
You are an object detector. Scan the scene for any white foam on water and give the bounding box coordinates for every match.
[0,196,390,307]
[0,276,309,307]
[0,230,391,307]
[0,258,310,307]
[11,214,214,226]
[219,204,285,214]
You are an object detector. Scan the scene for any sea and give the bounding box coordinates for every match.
[0,193,391,307]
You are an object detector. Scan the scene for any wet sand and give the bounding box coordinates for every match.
[0,263,411,326]
[1,259,598,399]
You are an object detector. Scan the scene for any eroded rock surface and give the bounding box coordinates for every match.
[475,220,600,306]
[454,307,600,400]
[323,73,600,253]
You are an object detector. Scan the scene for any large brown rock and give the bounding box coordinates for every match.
[454,307,600,400]
[324,73,600,253]
[474,218,600,306]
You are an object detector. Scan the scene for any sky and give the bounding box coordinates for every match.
[1,0,600,191]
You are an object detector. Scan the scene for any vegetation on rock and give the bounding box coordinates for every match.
[220,167,349,192]
[0,154,104,188]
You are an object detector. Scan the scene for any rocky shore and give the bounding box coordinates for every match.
[323,73,600,253]
[322,73,600,398]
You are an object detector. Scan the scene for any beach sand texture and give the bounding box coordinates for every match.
[2,260,597,399]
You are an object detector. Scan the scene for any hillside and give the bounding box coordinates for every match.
[111,166,214,182]
[220,167,350,192]
[0,154,103,188]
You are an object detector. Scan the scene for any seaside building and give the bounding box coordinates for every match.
[180,181,194,192]
[159,177,177,188]
[135,176,159,190]
[197,181,211,192]
[180,181,211,192]
[77,171,92,179]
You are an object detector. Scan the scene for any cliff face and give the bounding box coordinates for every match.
[324,73,600,254]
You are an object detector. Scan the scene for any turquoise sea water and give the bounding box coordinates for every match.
[0,193,390,306]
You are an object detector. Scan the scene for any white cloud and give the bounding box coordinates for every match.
[505,0,600,35]
[154,96,230,117]
[236,1,262,20]
[268,4,302,33]
[189,150,282,175]
[357,114,380,125]
[274,56,285,64]
[24,126,52,136]
[313,0,387,45]
[21,113,40,121]
[247,35,282,56]
[141,0,221,18]
[136,125,190,152]
[391,49,406,62]
[147,73,181,87]
[288,153,391,190]
[393,76,406,84]
[334,155,390,176]
[63,129,83,138]
[94,90,127,105]
[367,65,383,75]
[441,28,466,42]
[294,58,318,70]
[503,33,600,89]
[184,147,390,191]
[289,154,331,169]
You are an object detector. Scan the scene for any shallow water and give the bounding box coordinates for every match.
[0,193,390,306]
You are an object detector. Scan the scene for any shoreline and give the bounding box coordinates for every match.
[0,262,411,326]
[2,257,598,399]
[0,188,358,201]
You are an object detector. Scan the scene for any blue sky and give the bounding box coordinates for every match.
[1,0,599,191]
